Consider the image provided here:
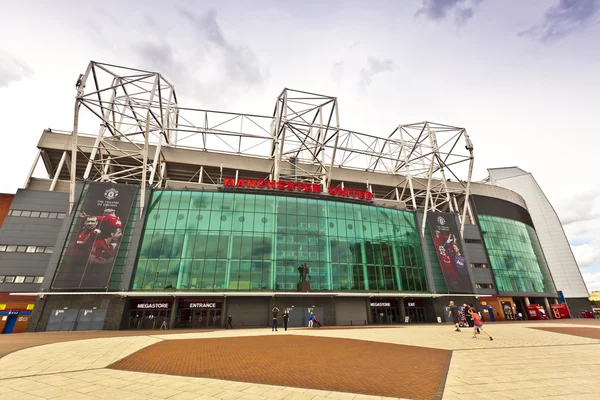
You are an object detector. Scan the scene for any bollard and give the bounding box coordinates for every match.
[223,322,226,329]
[364,319,367,326]
[260,321,262,327]
[350,320,353,326]
[242,322,244,328]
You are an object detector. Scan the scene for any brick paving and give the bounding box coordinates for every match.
[0,329,213,359]
[533,326,600,340]
[110,335,450,400]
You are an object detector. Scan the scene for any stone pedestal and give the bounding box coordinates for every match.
[298,281,311,292]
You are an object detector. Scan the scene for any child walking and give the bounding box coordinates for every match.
[470,309,493,341]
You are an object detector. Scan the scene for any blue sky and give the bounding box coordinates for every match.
[1,0,599,290]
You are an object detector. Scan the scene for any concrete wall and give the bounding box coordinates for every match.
[488,167,589,298]
[0,189,71,294]
[27,294,127,332]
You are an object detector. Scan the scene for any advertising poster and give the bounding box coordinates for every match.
[52,182,136,289]
[427,212,473,293]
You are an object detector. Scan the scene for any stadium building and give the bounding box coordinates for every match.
[0,62,590,332]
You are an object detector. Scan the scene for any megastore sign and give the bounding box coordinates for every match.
[136,303,170,309]
[223,178,374,201]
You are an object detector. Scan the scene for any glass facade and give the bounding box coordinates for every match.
[132,190,428,292]
[479,215,555,294]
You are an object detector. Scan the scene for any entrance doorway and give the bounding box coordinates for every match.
[371,307,398,324]
[404,298,426,322]
[406,307,425,323]
[129,309,170,330]
[178,309,222,328]
[177,299,223,329]
[369,298,400,324]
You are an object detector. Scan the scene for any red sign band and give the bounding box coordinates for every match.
[223,178,373,201]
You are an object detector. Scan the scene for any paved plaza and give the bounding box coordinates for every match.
[0,321,599,400]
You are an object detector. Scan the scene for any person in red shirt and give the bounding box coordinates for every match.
[433,230,449,249]
[470,308,493,341]
[80,209,122,229]
[437,245,457,281]
[71,216,101,258]
[89,227,122,264]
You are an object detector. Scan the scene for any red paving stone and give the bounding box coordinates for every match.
[111,335,449,400]
[533,327,600,340]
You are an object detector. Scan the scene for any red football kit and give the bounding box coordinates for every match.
[97,215,122,228]
[90,239,117,260]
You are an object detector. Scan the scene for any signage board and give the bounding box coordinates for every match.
[223,177,374,201]
[52,182,137,289]
[427,212,474,293]
[136,302,170,309]
[370,302,391,307]
[189,302,217,308]
[0,304,5,311]
[27,304,35,310]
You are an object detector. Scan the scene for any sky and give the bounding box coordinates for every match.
[1,0,599,291]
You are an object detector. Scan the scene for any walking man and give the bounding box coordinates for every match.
[227,314,233,329]
[308,311,314,328]
[448,301,461,332]
[271,306,280,332]
[283,310,290,331]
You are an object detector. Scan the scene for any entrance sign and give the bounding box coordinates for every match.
[189,302,217,308]
[427,212,474,293]
[223,178,374,201]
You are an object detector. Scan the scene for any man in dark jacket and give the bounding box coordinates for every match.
[283,310,290,331]
[227,314,233,329]
[271,306,280,332]
[448,301,461,332]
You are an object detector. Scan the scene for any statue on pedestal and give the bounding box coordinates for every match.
[297,263,310,292]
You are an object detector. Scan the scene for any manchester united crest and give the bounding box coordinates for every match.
[104,188,119,200]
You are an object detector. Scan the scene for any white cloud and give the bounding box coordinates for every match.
[572,239,600,268]
[358,58,394,91]
[583,272,600,292]
[0,52,33,87]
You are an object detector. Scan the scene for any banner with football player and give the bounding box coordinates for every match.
[52,182,136,289]
[427,212,474,293]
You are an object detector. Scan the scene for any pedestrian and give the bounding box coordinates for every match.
[308,311,314,328]
[227,314,233,329]
[470,308,493,341]
[464,304,473,328]
[283,310,290,331]
[448,301,461,332]
[271,306,280,332]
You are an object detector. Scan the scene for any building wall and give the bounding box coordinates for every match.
[0,189,69,293]
[0,293,36,333]
[0,194,14,227]
[131,190,428,293]
[488,167,589,298]
[27,294,127,332]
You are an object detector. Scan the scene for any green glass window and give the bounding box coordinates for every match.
[132,190,428,292]
[479,215,554,294]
